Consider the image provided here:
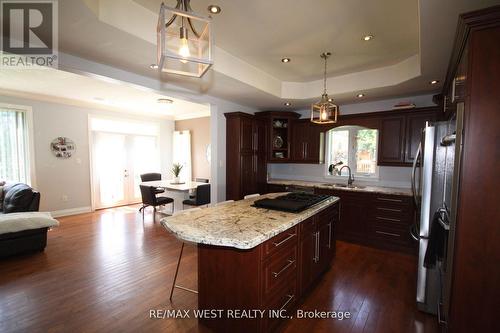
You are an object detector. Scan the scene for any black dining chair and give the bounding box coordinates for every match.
[140,173,165,194]
[182,184,210,209]
[139,185,174,222]
[195,178,209,183]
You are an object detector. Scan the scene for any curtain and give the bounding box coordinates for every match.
[0,109,28,183]
[172,130,192,183]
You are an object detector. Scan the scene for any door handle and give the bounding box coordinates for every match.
[411,142,421,207]
[327,222,332,249]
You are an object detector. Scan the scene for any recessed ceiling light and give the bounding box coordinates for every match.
[284,102,291,106]
[363,35,374,41]
[357,93,365,98]
[281,57,291,63]
[328,98,333,102]
[208,5,221,14]
[157,98,173,104]
[430,80,439,85]
[149,64,159,69]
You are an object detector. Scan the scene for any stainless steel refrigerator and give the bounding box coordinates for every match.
[410,103,464,319]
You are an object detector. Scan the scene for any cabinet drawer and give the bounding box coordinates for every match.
[262,226,298,260]
[263,277,297,333]
[372,222,412,244]
[261,244,297,298]
[374,194,412,207]
[373,214,411,227]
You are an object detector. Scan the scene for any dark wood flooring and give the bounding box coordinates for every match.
[0,206,438,333]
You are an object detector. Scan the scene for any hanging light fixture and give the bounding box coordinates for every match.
[311,52,339,124]
[157,1,213,77]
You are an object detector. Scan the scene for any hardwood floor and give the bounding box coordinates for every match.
[0,206,438,333]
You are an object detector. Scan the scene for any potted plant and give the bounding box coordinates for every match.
[172,163,183,183]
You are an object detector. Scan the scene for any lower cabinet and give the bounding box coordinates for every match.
[198,202,339,333]
[315,188,416,254]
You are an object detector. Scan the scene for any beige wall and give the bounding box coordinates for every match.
[175,117,211,181]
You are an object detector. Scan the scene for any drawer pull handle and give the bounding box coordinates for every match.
[376,230,401,237]
[280,294,295,311]
[272,233,296,247]
[376,216,402,223]
[272,259,295,278]
[377,207,402,212]
[377,197,403,203]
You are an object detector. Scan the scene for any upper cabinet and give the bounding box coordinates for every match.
[255,111,300,163]
[378,108,438,166]
[378,116,406,165]
[291,120,325,164]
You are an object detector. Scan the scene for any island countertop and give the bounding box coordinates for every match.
[160,193,339,250]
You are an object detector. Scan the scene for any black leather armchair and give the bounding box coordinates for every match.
[1,183,40,214]
[0,183,45,258]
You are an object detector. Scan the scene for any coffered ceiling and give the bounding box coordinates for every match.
[3,0,500,110]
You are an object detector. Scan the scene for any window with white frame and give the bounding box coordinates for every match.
[325,126,379,178]
[0,105,33,184]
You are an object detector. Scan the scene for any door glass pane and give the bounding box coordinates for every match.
[95,132,126,206]
[355,129,378,174]
[329,130,349,175]
[131,135,160,199]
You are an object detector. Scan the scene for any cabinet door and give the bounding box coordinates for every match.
[253,118,268,194]
[306,124,323,163]
[378,116,406,165]
[299,229,317,295]
[240,117,254,153]
[240,153,256,198]
[291,121,307,161]
[405,112,436,164]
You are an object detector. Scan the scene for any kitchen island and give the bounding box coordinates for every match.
[161,193,340,333]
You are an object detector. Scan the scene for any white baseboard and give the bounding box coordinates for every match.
[51,206,92,218]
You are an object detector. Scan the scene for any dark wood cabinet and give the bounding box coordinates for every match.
[377,108,438,166]
[315,188,416,254]
[254,111,300,162]
[225,112,267,200]
[291,120,325,164]
[378,116,406,165]
[404,111,437,163]
[199,202,339,333]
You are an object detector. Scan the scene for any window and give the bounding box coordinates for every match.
[326,126,379,178]
[0,105,33,184]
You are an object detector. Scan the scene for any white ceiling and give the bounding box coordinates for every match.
[135,0,419,82]
[3,0,500,110]
[0,68,210,120]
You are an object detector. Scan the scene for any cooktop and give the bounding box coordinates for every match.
[252,192,331,213]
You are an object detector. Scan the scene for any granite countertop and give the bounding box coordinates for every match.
[268,179,412,197]
[160,193,339,250]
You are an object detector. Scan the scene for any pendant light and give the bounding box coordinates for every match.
[311,52,339,124]
[157,0,213,77]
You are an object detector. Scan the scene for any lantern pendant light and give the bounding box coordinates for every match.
[311,52,339,124]
[157,0,213,78]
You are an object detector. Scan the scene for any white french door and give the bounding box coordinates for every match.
[92,132,159,209]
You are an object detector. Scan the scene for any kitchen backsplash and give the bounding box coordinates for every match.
[268,163,412,189]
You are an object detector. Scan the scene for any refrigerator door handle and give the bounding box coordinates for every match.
[411,142,421,208]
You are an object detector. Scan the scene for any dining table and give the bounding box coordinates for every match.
[140,180,209,212]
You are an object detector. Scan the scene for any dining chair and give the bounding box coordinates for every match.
[215,200,234,206]
[195,178,209,183]
[244,193,260,199]
[170,207,202,301]
[139,185,174,222]
[183,184,210,209]
[139,173,165,213]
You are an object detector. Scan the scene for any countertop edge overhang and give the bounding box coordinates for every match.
[161,193,340,250]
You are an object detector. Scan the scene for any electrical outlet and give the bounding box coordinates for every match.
[61,195,68,202]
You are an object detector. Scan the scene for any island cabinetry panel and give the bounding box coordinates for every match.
[198,202,339,333]
[298,205,338,295]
